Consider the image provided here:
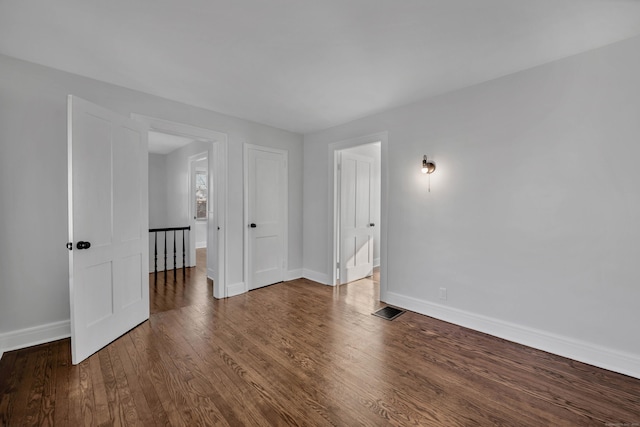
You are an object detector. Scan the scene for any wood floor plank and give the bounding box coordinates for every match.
[2,250,640,426]
[89,353,112,426]
[52,340,71,426]
[144,317,230,427]
[37,343,58,427]
[107,340,145,427]
[119,334,173,427]
[0,351,17,396]
[127,323,193,427]
[77,357,97,426]
[6,344,45,426]
[0,348,23,426]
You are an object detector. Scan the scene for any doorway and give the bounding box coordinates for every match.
[189,152,209,267]
[329,132,388,297]
[335,143,381,284]
[133,114,228,299]
[189,152,209,299]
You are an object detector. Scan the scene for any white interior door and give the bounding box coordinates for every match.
[246,146,287,290]
[340,152,374,284]
[68,95,149,365]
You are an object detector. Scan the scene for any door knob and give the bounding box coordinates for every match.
[249,223,257,228]
[76,241,91,250]
[369,223,375,227]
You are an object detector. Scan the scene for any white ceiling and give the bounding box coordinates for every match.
[2,0,640,134]
[148,131,196,154]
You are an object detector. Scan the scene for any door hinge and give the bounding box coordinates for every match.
[336,261,340,269]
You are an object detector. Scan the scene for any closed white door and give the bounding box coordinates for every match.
[339,152,374,284]
[67,96,149,364]
[246,146,287,290]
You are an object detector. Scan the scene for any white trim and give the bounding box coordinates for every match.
[373,258,380,268]
[131,114,228,299]
[243,144,289,292]
[384,291,640,380]
[226,282,247,298]
[0,320,71,357]
[303,269,331,285]
[328,132,389,293]
[286,269,303,281]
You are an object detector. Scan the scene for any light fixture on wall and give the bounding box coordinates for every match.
[421,155,436,192]
[421,155,436,174]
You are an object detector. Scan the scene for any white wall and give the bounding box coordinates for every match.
[148,153,168,228]
[303,35,640,378]
[0,54,303,354]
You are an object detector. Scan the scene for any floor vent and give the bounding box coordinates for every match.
[372,306,405,321]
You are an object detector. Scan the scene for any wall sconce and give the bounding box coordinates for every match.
[421,155,436,192]
[421,155,436,174]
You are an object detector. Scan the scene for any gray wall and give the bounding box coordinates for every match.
[303,35,640,378]
[0,54,303,352]
[148,153,168,228]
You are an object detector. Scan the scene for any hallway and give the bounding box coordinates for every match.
[150,248,212,314]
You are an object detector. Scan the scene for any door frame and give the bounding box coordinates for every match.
[243,143,288,292]
[132,114,228,299]
[328,132,388,297]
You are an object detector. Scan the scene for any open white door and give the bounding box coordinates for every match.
[68,95,149,365]
[339,152,374,284]
[246,145,287,290]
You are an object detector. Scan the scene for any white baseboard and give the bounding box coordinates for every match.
[374,258,380,268]
[302,269,330,285]
[226,282,246,298]
[195,242,207,249]
[0,320,71,359]
[286,269,303,281]
[384,291,640,380]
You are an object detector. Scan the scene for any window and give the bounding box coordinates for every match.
[195,171,207,220]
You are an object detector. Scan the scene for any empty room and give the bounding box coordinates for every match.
[1,1,640,426]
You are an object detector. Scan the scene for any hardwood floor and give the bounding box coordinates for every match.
[150,248,212,315]
[1,254,639,426]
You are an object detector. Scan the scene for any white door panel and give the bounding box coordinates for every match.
[247,146,287,290]
[340,152,374,284]
[68,95,149,364]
